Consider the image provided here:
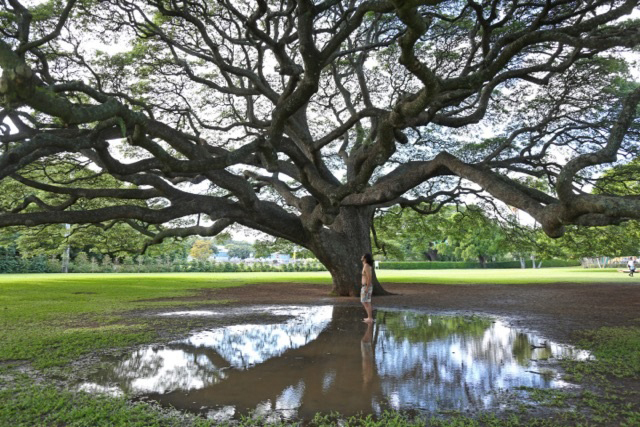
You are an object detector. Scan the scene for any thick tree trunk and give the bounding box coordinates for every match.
[478,255,486,268]
[309,207,390,297]
[426,246,438,261]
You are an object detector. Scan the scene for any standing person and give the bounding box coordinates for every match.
[361,253,374,323]
[628,256,637,277]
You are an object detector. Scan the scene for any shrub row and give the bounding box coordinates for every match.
[379,261,479,269]
[379,259,580,269]
[490,259,580,268]
[0,256,52,273]
[70,260,327,273]
[0,256,327,274]
[1,256,580,274]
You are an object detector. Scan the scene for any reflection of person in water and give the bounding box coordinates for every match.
[360,253,374,323]
[361,321,374,388]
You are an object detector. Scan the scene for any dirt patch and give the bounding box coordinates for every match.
[48,281,640,425]
[101,281,640,424]
[177,281,640,343]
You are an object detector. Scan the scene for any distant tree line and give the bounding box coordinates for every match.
[372,204,640,267]
[0,228,324,273]
[0,249,326,274]
[1,208,637,273]
[371,159,640,266]
[1,160,638,274]
[379,260,580,270]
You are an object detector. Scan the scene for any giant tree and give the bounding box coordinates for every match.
[1,0,639,295]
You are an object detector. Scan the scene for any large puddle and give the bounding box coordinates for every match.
[80,306,589,422]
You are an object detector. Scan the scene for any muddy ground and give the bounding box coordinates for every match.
[52,280,639,425]
[183,281,640,343]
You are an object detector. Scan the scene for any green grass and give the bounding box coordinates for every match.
[0,269,634,368]
[507,323,640,426]
[1,269,639,426]
[563,326,640,381]
[376,267,636,284]
[0,377,602,427]
[0,374,216,427]
[0,273,276,368]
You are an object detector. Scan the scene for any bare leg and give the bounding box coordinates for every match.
[363,302,373,323]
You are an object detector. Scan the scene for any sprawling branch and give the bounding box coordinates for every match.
[0,0,638,294]
[557,87,640,200]
[141,218,234,253]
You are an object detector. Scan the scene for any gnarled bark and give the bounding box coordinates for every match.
[307,207,390,297]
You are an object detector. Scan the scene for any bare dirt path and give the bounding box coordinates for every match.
[199,281,640,342]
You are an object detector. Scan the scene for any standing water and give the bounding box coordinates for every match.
[80,306,588,422]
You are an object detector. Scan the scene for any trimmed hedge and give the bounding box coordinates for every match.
[0,256,54,273]
[379,259,580,269]
[1,252,580,274]
[380,261,478,269]
[0,255,327,274]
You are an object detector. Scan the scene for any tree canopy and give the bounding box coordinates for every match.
[1,0,639,294]
[189,238,213,261]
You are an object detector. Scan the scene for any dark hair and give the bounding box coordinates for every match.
[362,253,374,266]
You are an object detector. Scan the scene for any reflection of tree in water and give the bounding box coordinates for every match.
[141,306,385,420]
[512,333,554,365]
[93,306,333,396]
[184,306,333,368]
[381,312,493,343]
[375,312,558,412]
[104,345,228,394]
[88,306,575,420]
[512,333,534,365]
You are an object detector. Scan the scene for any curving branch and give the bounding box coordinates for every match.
[557,87,640,200]
[141,218,234,253]
[0,0,639,295]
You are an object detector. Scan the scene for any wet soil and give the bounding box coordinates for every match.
[90,306,573,422]
[178,281,640,343]
[32,280,640,424]
[121,280,640,423]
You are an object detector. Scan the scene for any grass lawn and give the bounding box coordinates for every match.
[0,268,631,369]
[0,272,335,369]
[0,268,632,367]
[1,269,638,426]
[376,266,633,284]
